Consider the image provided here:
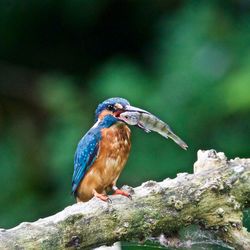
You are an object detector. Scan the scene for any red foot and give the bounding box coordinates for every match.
[93,191,111,203]
[113,189,132,199]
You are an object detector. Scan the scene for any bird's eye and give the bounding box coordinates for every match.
[107,104,115,111]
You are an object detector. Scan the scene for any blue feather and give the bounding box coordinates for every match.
[95,97,129,121]
[72,115,118,195]
[72,131,100,194]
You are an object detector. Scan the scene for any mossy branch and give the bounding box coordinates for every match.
[0,150,249,250]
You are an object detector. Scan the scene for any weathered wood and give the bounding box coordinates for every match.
[0,150,249,250]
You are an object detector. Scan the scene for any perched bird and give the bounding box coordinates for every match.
[72,97,133,202]
[72,97,187,202]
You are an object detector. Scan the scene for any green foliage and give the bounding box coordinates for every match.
[0,1,249,249]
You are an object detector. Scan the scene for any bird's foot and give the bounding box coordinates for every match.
[93,190,111,203]
[113,189,132,199]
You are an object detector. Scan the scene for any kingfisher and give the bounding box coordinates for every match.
[72,97,140,202]
[72,97,187,202]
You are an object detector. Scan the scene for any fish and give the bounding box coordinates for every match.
[119,111,188,150]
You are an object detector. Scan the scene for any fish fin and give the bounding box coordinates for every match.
[137,122,151,133]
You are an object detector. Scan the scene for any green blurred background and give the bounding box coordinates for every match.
[0,0,249,249]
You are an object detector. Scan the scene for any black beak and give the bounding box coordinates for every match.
[114,105,150,118]
[124,105,150,114]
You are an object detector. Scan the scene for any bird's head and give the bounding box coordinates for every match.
[95,97,148,122]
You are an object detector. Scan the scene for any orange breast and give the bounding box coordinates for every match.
[76,122,131,202]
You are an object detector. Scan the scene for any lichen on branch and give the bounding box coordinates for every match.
[0,150,249,250]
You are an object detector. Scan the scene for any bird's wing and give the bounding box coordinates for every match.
[72,130,100,194]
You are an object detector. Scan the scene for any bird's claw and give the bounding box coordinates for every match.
[93,190,111,203]
[127,193,132,200]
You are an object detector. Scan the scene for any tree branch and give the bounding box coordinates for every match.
[0,150,249,250]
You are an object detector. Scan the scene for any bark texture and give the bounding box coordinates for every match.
[0,150,249,250]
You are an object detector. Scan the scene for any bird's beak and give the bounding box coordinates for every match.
[114,105,150,117]
[124,105,150,114]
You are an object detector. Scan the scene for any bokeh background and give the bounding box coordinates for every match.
[0,0,249,249]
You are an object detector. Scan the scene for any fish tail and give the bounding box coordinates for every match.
[164,128,188,150]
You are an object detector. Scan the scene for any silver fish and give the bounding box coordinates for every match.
[119,111,188,150]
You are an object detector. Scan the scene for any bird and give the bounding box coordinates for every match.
[72,97,187,202]
[72,97,140,202]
